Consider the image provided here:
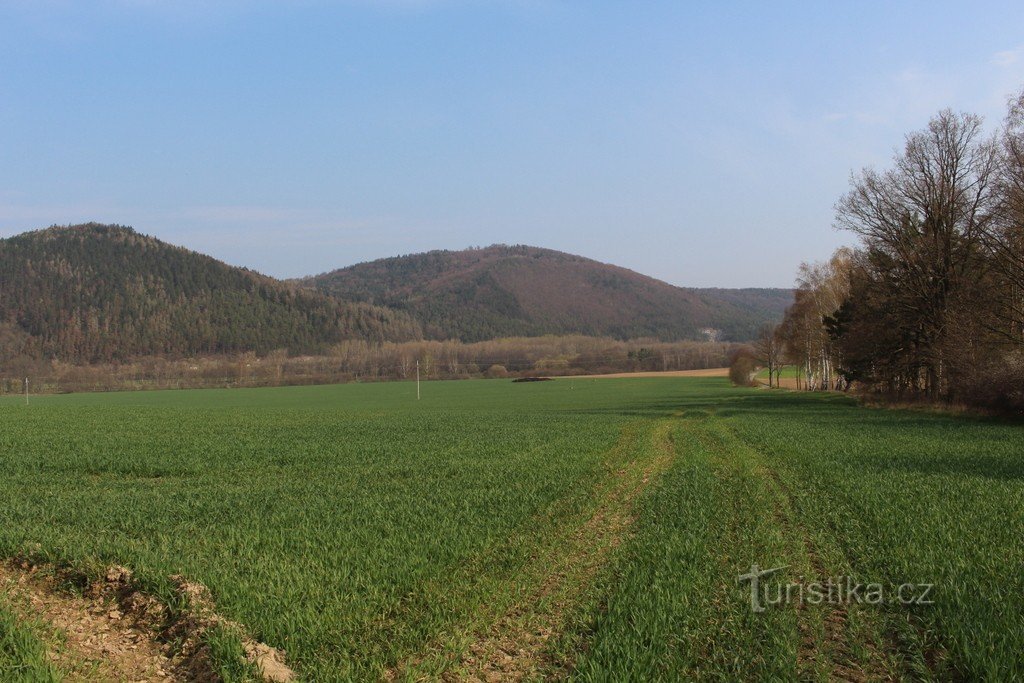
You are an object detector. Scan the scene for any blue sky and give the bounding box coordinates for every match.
[2,1,1023,287]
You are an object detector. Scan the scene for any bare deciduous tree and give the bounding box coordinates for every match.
[754,324,783,388]
[775,250,852,391]
[834,109,1001,397]
[986,89,1024,341]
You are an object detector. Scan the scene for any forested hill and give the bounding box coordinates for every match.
[301,245,792,342]
[0,224,421,363]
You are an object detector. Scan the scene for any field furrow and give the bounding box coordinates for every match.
[709,420,898,681]
[389,418,676,681]
[454,420,676,682]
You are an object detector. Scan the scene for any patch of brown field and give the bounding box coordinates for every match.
[1,562,179,681]
[759,377,801,389]
[0,560,294,683]
[560,367,729,379]
[448,420,678,682]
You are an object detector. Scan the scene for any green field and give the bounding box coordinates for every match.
[1,378,1022,680]
[755,365,801,380]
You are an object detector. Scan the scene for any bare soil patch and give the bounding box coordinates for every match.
[1,562,176,681]
[561,367,729,380]
[0,559,294,682]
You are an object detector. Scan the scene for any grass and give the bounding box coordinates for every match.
[205,624,263,683]
[722,391,1024,679]
[1,378,1023,679]
[0,379,686,679]
[755,365,801,380]
[569,415,799,680]
[0,602,60,683]
[569,390,1024,680]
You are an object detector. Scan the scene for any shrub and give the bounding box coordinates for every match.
[954,350,1024,415]
[484,364,509,379]
[728,349,758,387]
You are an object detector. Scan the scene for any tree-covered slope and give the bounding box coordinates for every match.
[301,245,792,342]
[0,224,421,362]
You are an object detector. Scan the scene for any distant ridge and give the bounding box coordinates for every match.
[0,228,792,366]
[300,245,791,342]
[0,224,421,363]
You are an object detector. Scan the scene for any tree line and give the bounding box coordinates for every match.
[740,89,1024,413]
[4,336,741,394]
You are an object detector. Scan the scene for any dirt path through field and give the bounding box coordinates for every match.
[391,418,678,681]
[751,457,880,682]
[456,420,677,682]
[460,420,677,681]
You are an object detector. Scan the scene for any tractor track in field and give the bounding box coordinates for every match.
[390,418,678,682]
[758,461,952,681]
[456,420,677,682]
[754,467,867,681]
[719,422,896,683]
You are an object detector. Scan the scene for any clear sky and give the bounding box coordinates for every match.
[2,1,1024,287]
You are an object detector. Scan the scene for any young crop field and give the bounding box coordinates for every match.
[0,378,1022,680]
[755,365,801,380]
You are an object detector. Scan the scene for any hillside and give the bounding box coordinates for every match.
[301,245,792,342]
[0,224,421,363]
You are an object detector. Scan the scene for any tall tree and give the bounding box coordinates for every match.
[775,249,852,391]
[834,110,1001,397]
[754,323,783,388]
[988,88,1024,341]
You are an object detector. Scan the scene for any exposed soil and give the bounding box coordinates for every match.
[1,562,178,681]
[759,377,802,389]
[560,367,729,379]
[0,559,295,683]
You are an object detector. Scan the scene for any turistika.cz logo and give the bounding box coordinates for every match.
[737,564,934,613]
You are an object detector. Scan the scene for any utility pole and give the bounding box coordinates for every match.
[24,377,29,406]
[416,360,421,400]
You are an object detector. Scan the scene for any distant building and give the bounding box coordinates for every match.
[700,328,721,342]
